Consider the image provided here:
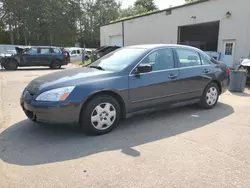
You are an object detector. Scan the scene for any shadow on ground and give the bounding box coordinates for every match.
[230,92,250,97]
[0,67,65,72]
[230,84,250,97]
[0,103,234,166]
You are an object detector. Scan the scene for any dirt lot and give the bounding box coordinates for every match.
[1,66,250,188]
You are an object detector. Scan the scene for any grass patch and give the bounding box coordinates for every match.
[73,59,92,66]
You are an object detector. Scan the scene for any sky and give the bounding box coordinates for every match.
[120,0,186,9]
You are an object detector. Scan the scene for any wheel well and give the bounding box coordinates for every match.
[211,80,222,94]
[80,91,127,120]
[7,58,18,64]
[53,59,62,63]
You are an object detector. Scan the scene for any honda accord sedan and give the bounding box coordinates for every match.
[20,44,230,135]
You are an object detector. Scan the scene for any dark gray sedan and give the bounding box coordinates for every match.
[20,44,230,135]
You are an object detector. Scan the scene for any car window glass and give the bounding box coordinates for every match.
[200,53,211,65]
[140,48,175,71]
[71,50,76,54]
[40,48,50,54]
[77,50,81,54]
[52,48,61,54]
[26,48,38,55]
[89,48,146,71]
[176,48,202,67]
[85,51,91,55]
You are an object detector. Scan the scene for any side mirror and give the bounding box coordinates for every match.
[135,64,152,74]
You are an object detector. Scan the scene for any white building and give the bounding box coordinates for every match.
[100,0,250,68]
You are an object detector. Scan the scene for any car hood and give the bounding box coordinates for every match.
[0,53,12,57]
[26,67,114,94]
[241,58,250,66]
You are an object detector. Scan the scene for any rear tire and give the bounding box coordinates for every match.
[85,56,89,61]
[50,60,61,69]
[5,60,18,70]
[199,82,219,109]
[80,95,121,135]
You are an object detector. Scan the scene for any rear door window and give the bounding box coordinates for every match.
[176,48,202,68]
[200,53,212,65]
[40,48,50,54]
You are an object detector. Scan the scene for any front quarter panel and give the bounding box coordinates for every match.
[68,75,129,111]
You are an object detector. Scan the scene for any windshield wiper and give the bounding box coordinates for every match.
[89,65,105,71]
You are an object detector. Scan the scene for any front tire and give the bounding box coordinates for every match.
[5,60,18,70]
[80,95,121,135]
[199,83,219,109]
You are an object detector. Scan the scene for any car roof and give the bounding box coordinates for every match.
[126,44,202,51]
[29,46,58,48]
[65,47,82,49]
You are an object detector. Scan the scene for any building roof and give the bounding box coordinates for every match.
[102,0,209,26]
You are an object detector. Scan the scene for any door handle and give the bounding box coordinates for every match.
[203,68,211,73]
[168,74,178,79]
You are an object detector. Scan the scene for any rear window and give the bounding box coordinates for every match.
[52,48,61,54]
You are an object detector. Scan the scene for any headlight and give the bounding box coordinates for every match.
[36,86,75,101]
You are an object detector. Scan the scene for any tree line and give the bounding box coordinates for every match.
[0,0,196,47]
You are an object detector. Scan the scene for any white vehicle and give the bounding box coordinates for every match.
[238,57,250,83]
[64,47,93,62]
[0,50,17,57]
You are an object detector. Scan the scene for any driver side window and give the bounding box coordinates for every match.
[140,48,175,71]
[26,48,38,55]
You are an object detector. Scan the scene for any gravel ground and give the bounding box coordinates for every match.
[1,66,250,188]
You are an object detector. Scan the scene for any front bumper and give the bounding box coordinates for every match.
[20,97,81,125]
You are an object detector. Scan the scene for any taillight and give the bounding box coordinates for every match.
[64,52,68,58]
[226,68,230,75]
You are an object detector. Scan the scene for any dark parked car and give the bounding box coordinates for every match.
[60,48,71,64]
[1,46,69,70]
[91,45,121,62]
[20,44,230,135]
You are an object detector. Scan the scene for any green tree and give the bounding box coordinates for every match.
[134,0,158,11]
[78,0,121,47]
[119,5,147,18]
[1,0,81,46]
[118,0,157,20]
[0,0,121,47]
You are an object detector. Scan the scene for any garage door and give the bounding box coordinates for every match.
[109,35,123,47]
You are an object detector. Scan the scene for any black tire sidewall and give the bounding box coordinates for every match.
[5,60,18,70]
[199,83,219,109]
[80,95,121,135]
[85,56,89,61]
[50,60,61,69]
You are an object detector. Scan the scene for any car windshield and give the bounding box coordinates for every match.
[88,48,147,71]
